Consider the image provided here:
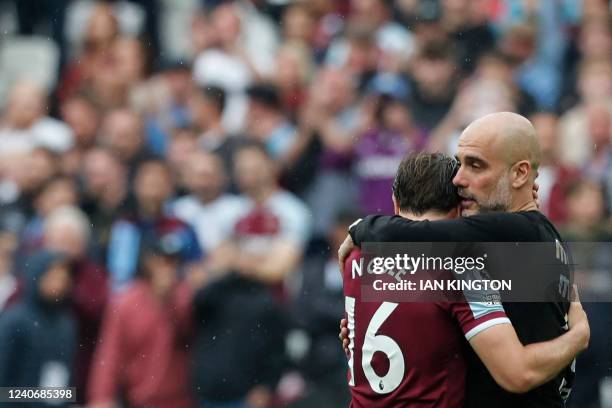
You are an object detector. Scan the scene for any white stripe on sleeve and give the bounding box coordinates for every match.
[465,317,512,341]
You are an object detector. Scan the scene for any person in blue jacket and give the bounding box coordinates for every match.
[0,250,76,406]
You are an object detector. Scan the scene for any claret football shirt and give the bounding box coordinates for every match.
[343,248,509,408]
[349,211,573,408]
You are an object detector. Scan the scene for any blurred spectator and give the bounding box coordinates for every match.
[189,85,229,152]
[191,270,286,408]
[59,95,101,176]
[562,102,612,198]
[197,0,279,78]
[64,34,151,113]
[354,89,423,214]
[26,148,61,195]
[42,206,109,403]
[0,251,75,393]
[274,41,314,120]
[407,43,458,132]
[0,230,17,314]
[496,0,567,111]
[441,0,495,74]
[288,211,355,408]
[299,67,361,237]
[326,0,413,73]
[208,143,310,287]
[0,80,74,158]
[304,0,347,56]
[530,112,580,224]
[111,37,168,155]
[80,147,130,263]
[131,60,193,156]
[99,107,155,179]
[281,3,317,46]
[81,35,150,112]
[113,37,149,87]
[559,59,612,167]
[106,159,202,290]
[573,56,612,106]
[188,85,246,189]
[19,176,78,257]
[245,83,297,161]
[428,51,534,153]
[192,0,278,132]
[561,15,612,111]
[88,238,194,408]
[58,2,119,102]
[234,0,280,76]
[190,143,295,405]
[0,147,59,239]
[60,95,100,151]
[580,15,612,63]
[562,179,611,241]
[582,105,612,206]
[325,22,380,81]
[409,0,447,52]
[173,151,243,254]
[166,127,200,193]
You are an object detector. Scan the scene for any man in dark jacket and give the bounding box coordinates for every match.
[0,250,76,405]
[288,211,354,407]
[192,272,287,408]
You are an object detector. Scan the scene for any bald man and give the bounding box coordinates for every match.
[339,112,585,407]
[454,112,541,216]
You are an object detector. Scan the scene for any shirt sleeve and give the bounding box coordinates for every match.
[88,298,126,403]
[449,300,511,341]
[277,197,312,249]
[349,213,539,245]
[107,221,141,290]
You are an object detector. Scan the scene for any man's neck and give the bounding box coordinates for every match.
[197,191,221,205]
[510,189,539,213]
[512,201,539,212]
[250,185,276,205]
[203,120,224,136]
[100,182,127,209]
[138,204,163,219]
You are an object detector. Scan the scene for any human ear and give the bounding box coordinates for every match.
[511,160,531,189]
[392,194,400,215]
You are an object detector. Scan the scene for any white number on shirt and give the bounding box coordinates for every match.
[345,297,405,394]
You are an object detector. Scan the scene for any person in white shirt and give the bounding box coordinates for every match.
[0,80,74,158]
[208,143,311,285]
[172,151,243,253]
[192,1,279,133]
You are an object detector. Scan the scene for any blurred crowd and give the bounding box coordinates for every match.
[0,0,611,407]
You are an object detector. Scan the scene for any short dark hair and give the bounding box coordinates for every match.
[418,42,456,62]
[135,158,172,180]
[234,140,272,161]
[246,83,281,110]
[392,152,460,215]
[201,85,226,114]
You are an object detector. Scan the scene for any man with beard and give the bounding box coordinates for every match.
[341,151,588,407]
[340,112,584,407]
